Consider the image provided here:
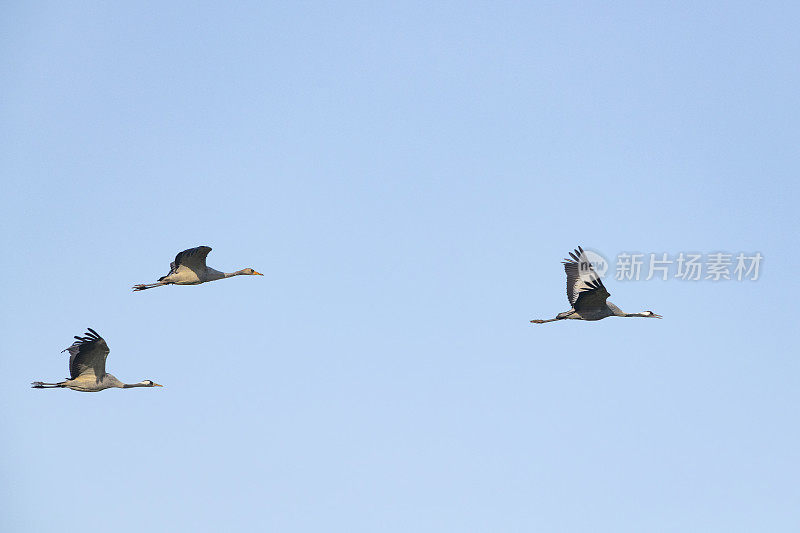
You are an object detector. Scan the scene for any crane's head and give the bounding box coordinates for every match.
[142,380,163,387]
[242,268,264,276]
[643,311,662,319]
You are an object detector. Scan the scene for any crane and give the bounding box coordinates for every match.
[531,246,662,324]
[132,245,263,291]
[32,328,163,392]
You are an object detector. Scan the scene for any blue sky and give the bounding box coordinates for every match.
[2,2,799,532]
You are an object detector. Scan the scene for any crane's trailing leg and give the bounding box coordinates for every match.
[531,311,574,324]
[31,381,65,388]
[131,281,167,291]
[530,317,562,324]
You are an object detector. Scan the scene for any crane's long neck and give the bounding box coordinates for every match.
[122,380,152,388]
[205,267,247,279]
[204,267,230,281]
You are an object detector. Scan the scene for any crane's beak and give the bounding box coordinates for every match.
[154,383,164,387]
[253,270,264,276]
[652,313,663,319]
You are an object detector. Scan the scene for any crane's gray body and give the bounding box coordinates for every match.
[557,301,625,321]
[158,246,217,284]
[58,373,126,393]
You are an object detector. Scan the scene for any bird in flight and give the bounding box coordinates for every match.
[32,328,163,392]
[132,246,263,291]
[531,246,662,324]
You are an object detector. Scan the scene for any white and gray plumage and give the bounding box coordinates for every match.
[531,246,662,324]
[132,245,263,291]
[32,328,163,392]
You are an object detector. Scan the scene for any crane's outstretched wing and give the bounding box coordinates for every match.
[563,246,611,311]
[62,328,110,380]
[158,246,212,280]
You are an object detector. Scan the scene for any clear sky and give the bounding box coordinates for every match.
[2,2,799,532]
